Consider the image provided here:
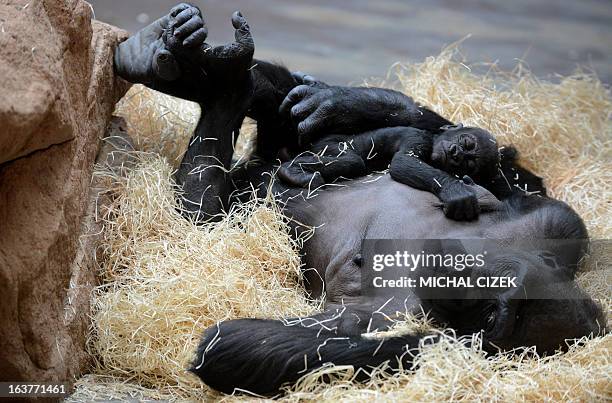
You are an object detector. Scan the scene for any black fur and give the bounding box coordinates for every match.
[486,146,547,199]
[279,85,452,146]
[190,318,425,395]
[115,4,606,396]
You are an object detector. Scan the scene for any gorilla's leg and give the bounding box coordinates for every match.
[114,3,211,102]
[275,126,429,189]
[113,3,315,158]
[166,8,256,222]
[175,111,241,222]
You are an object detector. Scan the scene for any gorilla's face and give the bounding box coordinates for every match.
[444,252,606,354]
[498,296,606,353]
[431,126,499,182]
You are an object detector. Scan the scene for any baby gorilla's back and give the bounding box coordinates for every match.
[276,126,432,188]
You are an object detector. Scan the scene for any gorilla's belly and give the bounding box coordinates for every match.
[294,175,497,300]
[306,175,493,240]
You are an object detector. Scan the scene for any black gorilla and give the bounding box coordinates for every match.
[114,4,606,396]
[276,123,500,220]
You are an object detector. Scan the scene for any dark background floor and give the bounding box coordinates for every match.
[90,0,612,85]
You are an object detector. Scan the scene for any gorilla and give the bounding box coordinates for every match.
[277,84,501,221]
[113,3,606,396]
[275,123,500,221]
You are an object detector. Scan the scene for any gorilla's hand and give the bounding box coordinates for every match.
[114,4,181,84]
[438,178,480,221]
[163,7,254,104]
[279,86,415,146]
[115,3,254,106]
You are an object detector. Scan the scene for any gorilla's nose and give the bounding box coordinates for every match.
[449,143,459,156]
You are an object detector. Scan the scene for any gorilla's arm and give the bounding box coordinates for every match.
[248,61,307,159]
[390,152,480,221]
[280,85,452,146]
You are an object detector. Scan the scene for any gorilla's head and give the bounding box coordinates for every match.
[431,125,499,182]
[443,251,606,354]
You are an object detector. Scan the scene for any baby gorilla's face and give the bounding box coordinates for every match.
[431,127,499,181]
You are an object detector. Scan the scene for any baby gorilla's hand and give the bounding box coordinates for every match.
[438,178,480,221]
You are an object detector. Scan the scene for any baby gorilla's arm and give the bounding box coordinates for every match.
[390,153,480,221]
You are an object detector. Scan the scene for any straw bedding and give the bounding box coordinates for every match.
[69,46,611,401]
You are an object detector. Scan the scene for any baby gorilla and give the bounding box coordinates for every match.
[278,124,499,221]
[430,125,499,181]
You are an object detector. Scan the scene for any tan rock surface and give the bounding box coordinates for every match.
[0,0,129,385]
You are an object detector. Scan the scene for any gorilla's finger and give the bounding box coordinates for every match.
[170,3,192,18]
[468,198,478,219]
[206,12,253,62]
[174,16,205,40]
[464,203,475,221]
[182,27,208,48]
[463,197,474,221]
[279,85,316,115]
[231,11,254,49]
[292,71,317,85]
[462,175,475,186]
[459,198,471,220]
[290,96,320,122]
[469,198,480,220]
[297,106,331,145]
[171,7,201,30]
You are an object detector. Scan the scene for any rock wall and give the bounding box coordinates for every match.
[0,0,129,385]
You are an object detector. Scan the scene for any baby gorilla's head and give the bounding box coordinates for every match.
[431,125,499,182]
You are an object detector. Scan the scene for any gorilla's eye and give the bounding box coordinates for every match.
[486,309,497,332]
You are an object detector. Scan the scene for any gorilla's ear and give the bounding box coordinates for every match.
[440,123,464,131]
[499,146,518,162]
